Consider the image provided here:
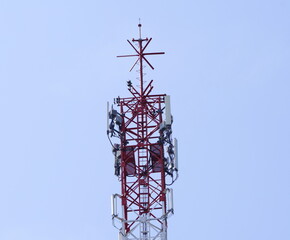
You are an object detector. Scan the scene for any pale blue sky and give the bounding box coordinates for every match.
[0,0,289,240]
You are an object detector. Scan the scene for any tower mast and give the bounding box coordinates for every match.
[108,24,178,240]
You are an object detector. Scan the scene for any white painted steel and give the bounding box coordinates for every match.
[112,192,173,240]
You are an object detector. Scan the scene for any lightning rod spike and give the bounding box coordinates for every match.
[138,18,142,39]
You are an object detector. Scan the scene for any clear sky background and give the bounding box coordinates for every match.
[0,0,289,239]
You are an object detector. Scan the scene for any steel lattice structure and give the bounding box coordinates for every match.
[107,24,178,240]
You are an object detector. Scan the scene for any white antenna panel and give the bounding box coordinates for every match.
[166,188,174,214]
[111,194,115,216]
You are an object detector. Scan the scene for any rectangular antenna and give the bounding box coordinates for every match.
[174,138,178,171]
[111,195,114,216]
[107,101,109,132]
[166,188,174,214]
[165,95,172,125]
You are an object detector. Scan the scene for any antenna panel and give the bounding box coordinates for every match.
[165,95,172,125]
[174,138,178,171]
[107,102,110,132]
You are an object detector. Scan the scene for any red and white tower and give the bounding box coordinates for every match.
[107,23,178,240]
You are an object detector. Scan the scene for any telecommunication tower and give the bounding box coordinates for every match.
[107,23,178,240]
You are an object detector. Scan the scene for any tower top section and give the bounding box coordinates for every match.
[117,23,165,96]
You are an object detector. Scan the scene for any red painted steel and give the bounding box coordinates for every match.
[108,23,178,239]
[116,24,167,234]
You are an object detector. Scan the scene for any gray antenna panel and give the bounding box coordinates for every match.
[174,138,178,171]
[165,95,172,125]
[107,101,110,132]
